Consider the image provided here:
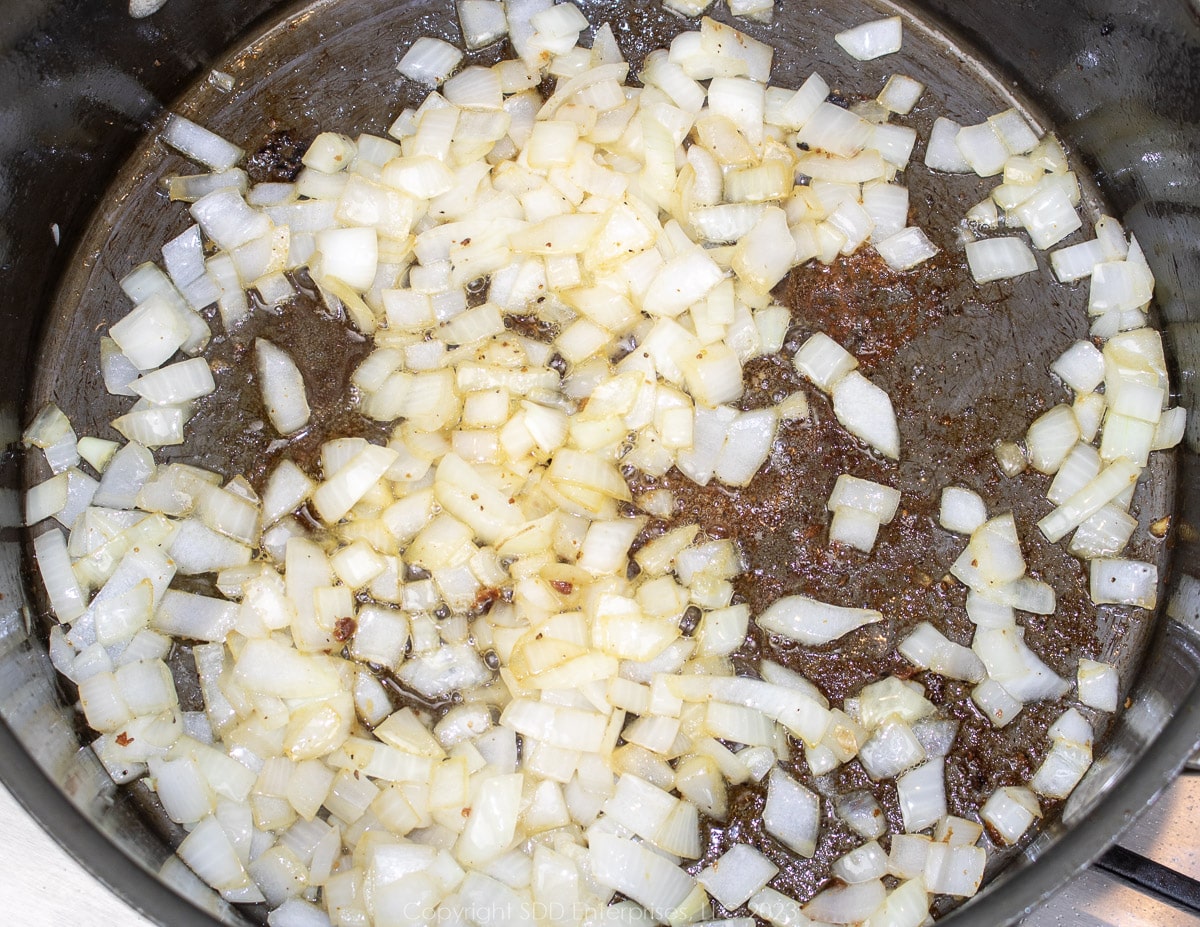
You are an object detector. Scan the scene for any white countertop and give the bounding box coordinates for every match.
[1,775,1197,926]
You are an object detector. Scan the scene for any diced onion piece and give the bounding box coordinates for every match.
[804,880,887,924]
[831,371,900,459]
[828,474,900,522]
[877,75,924,115]
[255,340,311,436]
[1051,340,1105,393]
[956,121,1009,177]
[77,436,119,473]
[763,766,820,858]
[398,37,464,86]
[154,589,238,642]
[836,790,887,839]
[858,721,926,780]
[832,841,889,884]
[896,757,947,832]
[1038,458,1141,542]
[458,0,508,50]
[589,833,695,921]
[875,226,938,271]
[1014,182,1083,250]
[1090,558,1157,609]
[794,332,858,392]
[966,236,1038,283]
[924,843,986,897]
[924,117,971,173]
[939,486,986,535]
[829,506,881,553]
[129,357,216,405]
[1025,404,1080,474]
[980,786,1041,845]
[1077,658,1119,712]
[162,114,245,171]
[756,594,882,646]
[698,844,779,910]
[971,626,1069,702]
[834,16,902,61]
[34,528,87,622]
[109,295,192,371]
[732,207,797,293]
[898,622,985,683]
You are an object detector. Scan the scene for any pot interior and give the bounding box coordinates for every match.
[6,0,1198,924]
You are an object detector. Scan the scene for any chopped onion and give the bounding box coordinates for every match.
[763,767,820,858]
[1090,558,1157,609]
[698,844,779,910]
[965,236,1038,283]
[834,16,902,61]
[162,114,245,172]
[980,786,1041,845]
[756,594,883,646]
[398,37,464,86]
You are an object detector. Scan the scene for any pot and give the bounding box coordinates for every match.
[0,0,1197,924]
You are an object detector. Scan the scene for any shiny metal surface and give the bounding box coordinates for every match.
[0,0,1197,926]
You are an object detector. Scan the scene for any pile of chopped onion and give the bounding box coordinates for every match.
[22,2,1184,927]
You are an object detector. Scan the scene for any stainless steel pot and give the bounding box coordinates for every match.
[0,0,1197,924]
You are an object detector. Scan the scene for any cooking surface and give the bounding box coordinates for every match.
[12,0,1186,923]
[4,772,1198,926]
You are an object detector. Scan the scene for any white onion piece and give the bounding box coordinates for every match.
[1038,458,1141,542]
[804,879,887,923]
[1077,659,1119,712]
[896,757,946,832]
[129,357,215,405]
[1051,340,1105,393]
[834,16,902,61]
[924,843,986,897]
[878,74,924,114]
[956,121,1008,177]
[749,887,807,927]
[831,371,900,459]
[965,236,1038,283]
[887,834,931,880]
[589,832,695,921]
[108,294,191,371]
[33,528,87,622]
[980,786,1041,845]
[875,226,938,271]
[93,441,156,509]
[924,117,971,173]
[153,589,238,642]
[858,721,926,780]
[398,37,464,85]
[939,486,987,535]
[828,474,900,522]
[254,341,312,437]
[972,626,1069,702]
[864,877,929,927]
[832,841,888,884]
[898,622,985,683]
[698,844,779,910]
[458,0,508,50]
[793,332,858,392]
[1090,558,1157,608]
[1025,404,1080,474]
[835,790,886,840]
[763,767,820,858]
[1031,738,1092,799]
[162,114,244,172]
[756,594,883,646]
